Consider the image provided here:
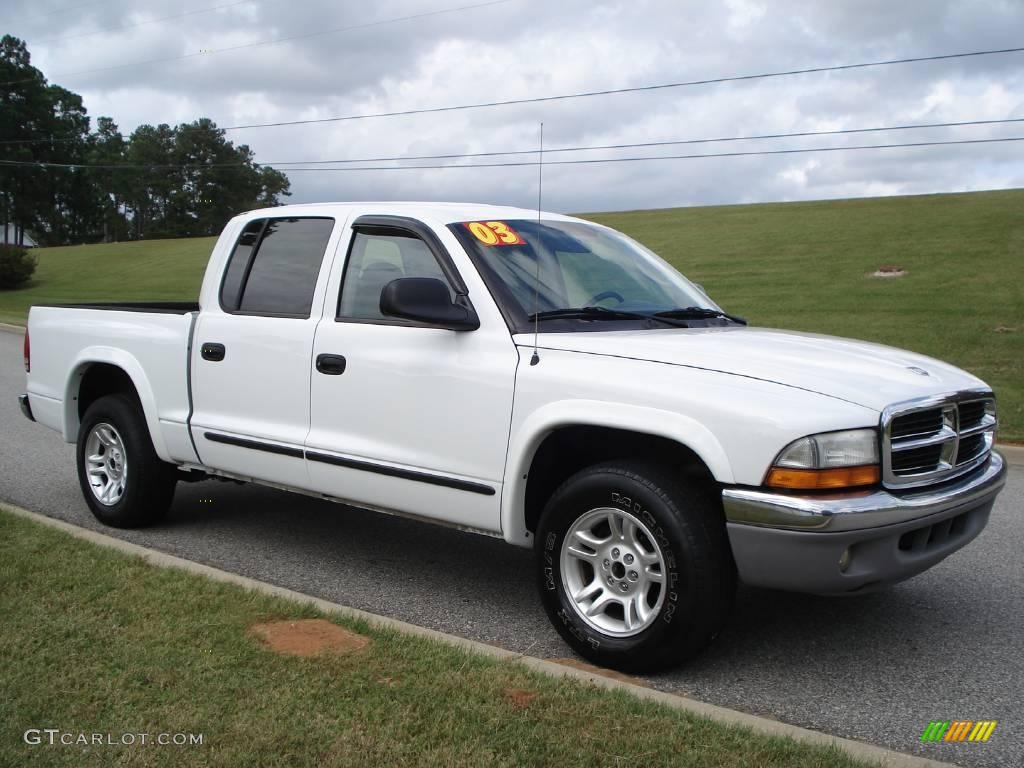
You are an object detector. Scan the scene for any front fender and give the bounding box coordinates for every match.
[500,399,734,546]
[64,347,172,462]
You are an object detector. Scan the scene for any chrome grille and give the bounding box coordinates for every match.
[881,391,996,489]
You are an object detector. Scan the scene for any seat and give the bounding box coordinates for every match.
[351,260,403,319]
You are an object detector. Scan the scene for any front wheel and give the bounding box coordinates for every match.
[76,394,177,528]
[536,461,735,672]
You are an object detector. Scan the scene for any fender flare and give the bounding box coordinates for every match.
[63,347,172,462]
[500,399,734,546]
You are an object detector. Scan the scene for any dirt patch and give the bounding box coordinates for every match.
[547,657,651,688]
[503,688,538,709]
[994,325,1017,333]
[249,619,370,657]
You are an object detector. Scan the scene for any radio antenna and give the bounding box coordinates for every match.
[530,122,544,366]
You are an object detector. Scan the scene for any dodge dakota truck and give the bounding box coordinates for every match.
[18,202,1007,670]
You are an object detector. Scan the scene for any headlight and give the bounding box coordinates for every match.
[765,428,880,490]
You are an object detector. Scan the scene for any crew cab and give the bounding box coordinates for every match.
[19,202,1007,670]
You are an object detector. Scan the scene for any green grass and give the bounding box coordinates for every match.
[0,236,215,326]
[1,189,1020,438]
[0,507,872,768]
[589,189,1024,440]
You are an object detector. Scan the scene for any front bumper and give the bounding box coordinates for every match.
[18,394,34,422]
[721,451,1007,594]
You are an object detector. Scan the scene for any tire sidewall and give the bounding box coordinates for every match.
[537,466,706,666]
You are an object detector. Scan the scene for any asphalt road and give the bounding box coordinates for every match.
[2,328,1021,767]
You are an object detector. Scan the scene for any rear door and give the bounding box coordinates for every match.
[190,215,343,489]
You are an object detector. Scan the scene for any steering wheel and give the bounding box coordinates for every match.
[587,290,625,306]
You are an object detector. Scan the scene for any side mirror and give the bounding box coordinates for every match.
[380,277,479,331]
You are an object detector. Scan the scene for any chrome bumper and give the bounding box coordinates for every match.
[722,451,1006,532]
[721,452,1007,594]
[18,394,34,422]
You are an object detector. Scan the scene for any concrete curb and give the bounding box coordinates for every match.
[1,500,959,768]
[998,444,1024,466]
[0,321,25,333]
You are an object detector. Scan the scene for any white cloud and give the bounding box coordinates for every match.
[8,0,1024,211]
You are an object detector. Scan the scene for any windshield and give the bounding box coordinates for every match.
[449,219,720,331]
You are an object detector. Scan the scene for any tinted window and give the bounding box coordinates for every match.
[338,231,452,321]
[229,218,334,316]
[220,219,265,311]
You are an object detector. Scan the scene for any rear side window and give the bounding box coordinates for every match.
[219,217,335,317]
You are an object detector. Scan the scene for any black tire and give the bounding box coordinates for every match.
[536,461,735,672]
[76,393,177,528]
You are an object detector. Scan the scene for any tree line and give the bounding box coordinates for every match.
[0,35,290,246]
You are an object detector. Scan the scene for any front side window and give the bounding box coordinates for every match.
[219,217,335,317]
[338,231,454,321]
[452,219,714,318]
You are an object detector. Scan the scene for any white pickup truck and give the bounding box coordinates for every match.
[19,202,1007,670]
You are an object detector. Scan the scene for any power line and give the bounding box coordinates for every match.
[0,0,514,86]
[279,136,1024,170]
[3,135,1021,172]
[1,117,1021,164]
[4,45,1022,143]
[265,117,1024,165]
[213,46,1024,133]
[29,0,256,44]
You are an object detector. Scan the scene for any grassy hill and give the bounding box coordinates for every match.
[2,189,1021,439]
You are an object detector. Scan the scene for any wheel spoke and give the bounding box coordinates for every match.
[573,579,603,602]
[644,565,663,583]
[565,543,598,562]
[606,511,624,541]
[87,466,106,478]
[585,591,614,617]
[572,528,607,549]
[640,549,660,565]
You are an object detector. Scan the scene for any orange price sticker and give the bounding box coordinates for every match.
[464,221,525,246]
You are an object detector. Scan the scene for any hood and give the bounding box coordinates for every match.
[516,326,988,411]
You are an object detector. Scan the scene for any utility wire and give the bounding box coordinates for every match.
[214,46,1024,132]
[29,0,256,44]
[4,45,1022,141]
[3,136,1021,172]
[0,0,514,86]
[1,117,1021,165]
[4,116,1024,151]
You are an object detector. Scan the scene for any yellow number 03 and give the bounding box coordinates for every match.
[467,221,523,246]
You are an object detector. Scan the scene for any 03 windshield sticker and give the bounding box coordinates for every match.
[463,221,525,246]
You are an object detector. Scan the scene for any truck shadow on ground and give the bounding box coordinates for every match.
[164,478,964,680]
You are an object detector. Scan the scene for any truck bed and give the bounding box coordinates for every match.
[26,303,199,465]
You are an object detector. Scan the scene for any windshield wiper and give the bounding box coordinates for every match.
[653,306,747,325]
[528,306,688,327]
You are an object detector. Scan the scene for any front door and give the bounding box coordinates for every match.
[306,218,518,532]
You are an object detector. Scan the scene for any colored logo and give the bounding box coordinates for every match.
[921,721,997,742]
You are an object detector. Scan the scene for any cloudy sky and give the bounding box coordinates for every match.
[7,0,1024,212]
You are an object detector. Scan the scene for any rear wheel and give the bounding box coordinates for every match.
[76,394,177,528]
[536,461,735,672]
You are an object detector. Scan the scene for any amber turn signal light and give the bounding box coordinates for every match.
[765,464,880,490]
